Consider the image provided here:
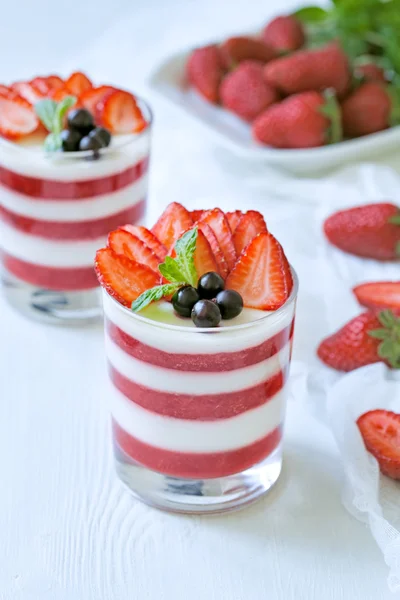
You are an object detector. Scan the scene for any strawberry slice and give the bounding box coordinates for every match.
[193,228,219,277]
[197,222,228,277]
[97,90,146,134]
[45,75,64,90]
[0,94,39,139]
[122,225,167,261]
[49,86,78,102]
[199,208,237,271]
[233,211,268,255]
[95,247,160,307]
[353,281,400,313]
[65,72,92,96]
[80,85,115,114]
[152,202,193,251]
[357,410,400,480]
[226,231,292,310]
[226,210,243,234]
[108,229,161,273]
[0,85,11,96]
[31,77,51,94]
[191,209,206,222]
[11,81,43,104]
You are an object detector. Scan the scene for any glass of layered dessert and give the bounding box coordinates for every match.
[96,202,298,513]
[0,72,151,324]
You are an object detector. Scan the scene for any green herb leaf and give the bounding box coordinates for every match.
[369,309,400,369]
[388,212,400,225]
[320,89,342,144]
[131,283,181,313]
[293,6,329,23]
[174,228,198,287]
[34,99,57,131]
[158,256,187,284]
[43,132,62,152]
[368,329,391,339]
[54,96,77,133]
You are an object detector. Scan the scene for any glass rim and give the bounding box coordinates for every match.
[0,95,153,160]
[104,267,299,334]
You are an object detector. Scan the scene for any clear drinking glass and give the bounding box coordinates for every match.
[0,99,152,325]
[102,271,298,514]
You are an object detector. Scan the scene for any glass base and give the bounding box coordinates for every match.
[1,269,102,326]
[115,443,282,515]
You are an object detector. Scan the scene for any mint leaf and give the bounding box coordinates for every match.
[389,212,400,225]
[159,256,186,284]
[174,228,198,287]
[131,283,180,313]
[293,6,329,23]
[54,96,77,133]
[34,99,57,131]
[44,132,62,152]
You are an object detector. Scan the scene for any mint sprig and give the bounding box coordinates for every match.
[131,227,199,313]
[34,96,77,152]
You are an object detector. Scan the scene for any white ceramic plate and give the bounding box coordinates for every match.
[150,48,400,174]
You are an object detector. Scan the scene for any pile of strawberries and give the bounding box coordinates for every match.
[95,202,293,311]
[0,71,147,140]
[186,14,397,149]
[318,202,400,373]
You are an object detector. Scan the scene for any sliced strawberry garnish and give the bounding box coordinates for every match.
[0,95,39,140]
[193,228,219,278]
[122,225,167,261]
[233,210,268,255]
[357,410,400,480]
[65,72,92,96]
[80,85,115,114]
[197,222,228,277]
[191,209,206,222]
[199,208,237,271]
[30,77,51,95]
[226,231,292,310]
[0,85,11,96]
[95,247,160,308]
[97,90,146,134]
[45,75,64,90]
[49,86,75,102]
[108,229,161,273]
[226,210,243,234]
[353,281,400,313]
[11,81,43,104]
[152,202,193,251]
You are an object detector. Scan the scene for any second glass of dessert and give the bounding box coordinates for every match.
[95,202,298,514]
[0,72,151,324]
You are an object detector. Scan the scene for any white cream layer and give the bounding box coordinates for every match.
[0,131,150,180]
[103,292,296,355]
[0,176,147,221]
[0,220,106,267]
[111,386,285,453]
[106,337,290,394]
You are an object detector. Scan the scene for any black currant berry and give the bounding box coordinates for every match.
[79,134,103,152]
[67,109,95,135]
[172,285,200,317]
[90,127,112,147]
[60,128,82,152]
[216,289,243,320]
[197,272,225,300]
[191,299,221,328]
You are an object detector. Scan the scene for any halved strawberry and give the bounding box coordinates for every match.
[11,81,43,104]
[80,85,115,115]
[0,94,39,139]
[97,90,146,134]
[152,202,193,251]
[197,222,228,277]
[226,210,243,234]
[122,225,167,261]
[31,77,51,95]
[226,231,292,310]
[193,228,219,277]
[357,410,400,480]
[45,75,64,90]
[95,247,160,307]
[108,229,161,273]
[353,281,400,313]
[199,208,237,271]
[191,209,206,222]
[65,72,92,96]
[233,210,268,255]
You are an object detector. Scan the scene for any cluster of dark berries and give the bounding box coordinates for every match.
[172,272,243,328]
[61,108,112,153]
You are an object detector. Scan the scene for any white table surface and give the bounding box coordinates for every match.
[0,1,397,599]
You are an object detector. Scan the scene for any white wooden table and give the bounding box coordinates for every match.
[0,1,396,598]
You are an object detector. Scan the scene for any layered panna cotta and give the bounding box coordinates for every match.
[0,72,150,291]
[95,202,297,479]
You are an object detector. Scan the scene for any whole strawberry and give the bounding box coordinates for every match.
[220,61,278,122]
[317,310,400,372]
[219,37,275,69]
[252,90,341,148]
[186,45,226,104]
[324,202,400,260]
[341,82,394,137]
[262,15,305,52]
[264,43,350,97]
